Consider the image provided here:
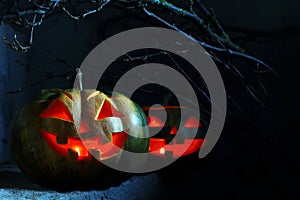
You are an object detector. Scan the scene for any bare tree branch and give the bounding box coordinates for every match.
[0,0,275,105]
[5,68,77,94]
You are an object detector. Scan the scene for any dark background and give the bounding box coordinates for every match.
[0,0,299,199]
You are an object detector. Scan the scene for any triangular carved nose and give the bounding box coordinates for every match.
[78,119,90,134]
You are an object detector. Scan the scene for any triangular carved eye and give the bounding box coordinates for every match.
[96,100,124,120]
[40,99,73,122]
[184,116,202,128]
[147,115,165,127]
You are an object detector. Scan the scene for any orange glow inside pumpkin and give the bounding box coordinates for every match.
[184,116,203,128]
[146,107,204,158]
[149,138,204,157]
[170,126,177,135]
[147,115,165,127]
[97,99,124,120]
[40,129,128,161]
[78,119,90,133]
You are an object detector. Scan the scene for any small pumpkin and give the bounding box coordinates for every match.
[10,89,149,189]
[143,106,204,158]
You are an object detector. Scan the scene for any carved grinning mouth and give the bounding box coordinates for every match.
[39,129,128,161]
[145,106,205,158]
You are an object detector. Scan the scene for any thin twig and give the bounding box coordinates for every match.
[143,7,276,76]
[5,69,77,94]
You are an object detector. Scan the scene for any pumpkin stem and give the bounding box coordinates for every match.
[75,68,83,90]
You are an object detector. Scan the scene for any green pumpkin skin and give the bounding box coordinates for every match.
[10,89,149,190]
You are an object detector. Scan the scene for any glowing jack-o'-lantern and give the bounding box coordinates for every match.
[10,89,149,188]
[143,106,204,158]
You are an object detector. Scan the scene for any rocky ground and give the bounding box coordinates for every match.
[0,164,161,200]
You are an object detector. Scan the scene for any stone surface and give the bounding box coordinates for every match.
[0,164,161,200]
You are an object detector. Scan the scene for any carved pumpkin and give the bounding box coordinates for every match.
[143,106,204,158]
[10,89,149,189]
